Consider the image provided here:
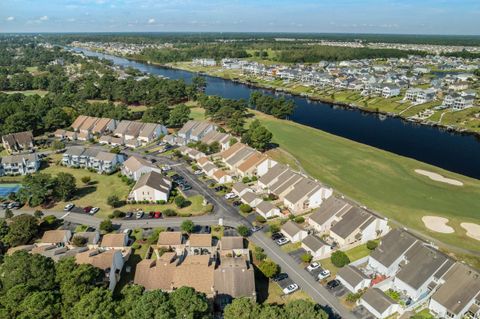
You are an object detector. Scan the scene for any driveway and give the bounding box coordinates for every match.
[352,306,376,319]
[288,247,308,264]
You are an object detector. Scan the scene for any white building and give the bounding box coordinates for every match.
[129,171,172,202]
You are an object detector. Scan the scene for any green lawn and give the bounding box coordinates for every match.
[318,243,373,277]
[254,111,480,256]
[1,90,49,97]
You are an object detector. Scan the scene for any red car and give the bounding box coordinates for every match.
[83,206,93,213]
[154,211,162,219]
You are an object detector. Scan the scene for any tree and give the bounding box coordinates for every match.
[237,225,250,237]
[224,297,260,319]
[285,299,328,319]
[81,176,91,185]
[99,219,114,233]
[51,140,65,151]
[54,172,77,201]
[107,195,123,208]
[71,287,116,319]
[116,284,145,317]
[174,195,188,208]
[44,107,71,131]
[169,286,209,319]
[258,304,284,319]
[17,173,56,207]
[0,251,56,291]
[269,224,280,234]
[18,291,61,319]
[33,210,44,219]
[301,253,313,263]
[239,204,252,214]
[5,214,38,246]
[142,103,170,125]
[242,120,272,151]
[258,260,279,278]
[72,235,88,247]
[168,104,191,127]
[127,290,174,319]
[331,251,350,268]
[181,219,195,233]
[1,284,31,317]
[56,258,103,318]
[4,208,14,219]
[366,240,378,250]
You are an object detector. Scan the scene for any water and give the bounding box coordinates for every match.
[72,48,480,179]
[0,184,21,198]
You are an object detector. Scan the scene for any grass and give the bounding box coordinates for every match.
[318,243,373,277]
[189,107,206,121]
[253,110,480,256]
[265,282,312,304]
[1,90,49,97]
[122,194,206,218]
[266,148,302,172]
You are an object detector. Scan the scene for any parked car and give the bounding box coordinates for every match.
[275,237,290,246]
[232,200,242,207]
[7,202,20,209]
[154,211,162,218]
[162,165,171,172]
[250,225,263,233]
[203,226,211,234]
[214,186,226,192]
[194,170,203,175]
[136,211,144,219]
[0,202,9,209]
[83,206,93,214]
[125,212,133,219]
[317,269,331,280]
[148,211,155,218]
[224,192,237,200]
[271,233,284,240]
[123,229,132,236]
[272,273,288,282]
[327,279,341,289]
[64,203,75,211]
[307,262,321,272]
[89,207,100,215]
[283,284,299,295]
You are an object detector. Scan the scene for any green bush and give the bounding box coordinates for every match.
[331,251,350,268]
[112,210,126,218]
[366,240,378,250]
[258,260,279,278]
[254,247,267,261]
[301,253,313,263]
[174,196,189,208]
[203,204,214,213]
[294,216,305,224]
[239,204,252,214]
[163,209,177,217]
[237,225,249,237]
[242,176,251,184]
[43,215,57,225]
[131,242,141,250]
[255,215,267,223]
[269,224,280,234]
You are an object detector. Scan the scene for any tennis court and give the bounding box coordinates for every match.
[0,184,21,198]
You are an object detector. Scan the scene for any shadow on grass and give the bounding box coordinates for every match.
[73,185,97,199]
[253,264,270,303]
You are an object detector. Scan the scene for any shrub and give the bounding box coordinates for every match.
[112,210,126,218]
[331,251,350,268]
[242,176,251,184]
[163,209,177,217]
[258,260,279,278]
[99,219,114,233]
[301,253,313,263]
[203,204,214,213]
[294,216,305,224]
[181,220,195,233]
[107,195,123,208]
[4,208,13,219]
[33,210,44,219]
[131,242,141,250]
[237,225,250,237]
[239,204,252,214]
[346,292,363,303]
[81,176,91,185]
[255,215,267,223]
[254,247,267,262]
[269,224,280,234]
[174,196,188,208]
[366,240,378,250]
[72,236,88,247]
[43,215,57,225]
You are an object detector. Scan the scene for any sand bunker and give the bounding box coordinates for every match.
[415,169,463,186]
[461,223,480,241]
[422,216,455,233]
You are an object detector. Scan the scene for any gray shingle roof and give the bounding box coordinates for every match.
[369,229,418,269]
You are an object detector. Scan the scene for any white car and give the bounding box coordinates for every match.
[224,192,237,200]
[194,170,203,175]
[283,284,299,295]
[307,262,321,272]
[89,207,100,215]
[317,269,331,280]
[136,211,144,219]
[64,203,75,211]
[275,237,290,246]
[161,165,171,171]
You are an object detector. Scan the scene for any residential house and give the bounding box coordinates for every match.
[72,231,101,248]
[236,153,276,178]
[188,234,214,255]
[121,156,162,181]
[157,231,185,256]
[329,207,389,247]
[138,123,167,144]
[0,153,40,176]
[200,131,231,151]
[359,288,400,319]
[255,200,281,219]
[62,146,124,174]
[2,131,34,153]
[280,221,308,243]
[202,163,218,177]
[240,191,262,208]
[100,233,129,250]
[232,182,251,197]
[382,84,401,98]
[38,230,72,247]
[219,236,248,257]
[91,118,116,135]
[336,265,371,293]
[71,115,89,132]
[428,263,480,319]
[301,235,331,259]
[212,169,233,184]
[129,171,172,202]
[308,197,352,233]
[392,244,454,301]
[218,142,246,163]
[177,120,216,143]
[75,249,124,290]
[283,177,333,214]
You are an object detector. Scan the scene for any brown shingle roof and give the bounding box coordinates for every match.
[71,115,88,130]
[237,152,266,173]
[188,234,212,247]
[219,142,245,160]
[75,249,115,270]
[220,236,244,250]
[123,155,156,172]
[100,233,127,248]
[40,230,70,244]
[214,256,256,299]
[157,231,183,246]
[131,171,171,193]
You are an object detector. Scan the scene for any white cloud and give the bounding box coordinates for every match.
[148,18,155,24]
[39,15,49,21]
[6,16,15,21]
[67,18,76,22]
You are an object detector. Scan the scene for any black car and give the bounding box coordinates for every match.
[125,212,133,219]
[182,185,192,191]
[271,233,284,240]
[327,279,341,289]
[272,273,288,282]
[214,186,226,192]
[203,226,211,234]
[232,200,242,207]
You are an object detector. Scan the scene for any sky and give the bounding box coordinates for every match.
[1,0,479,35]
